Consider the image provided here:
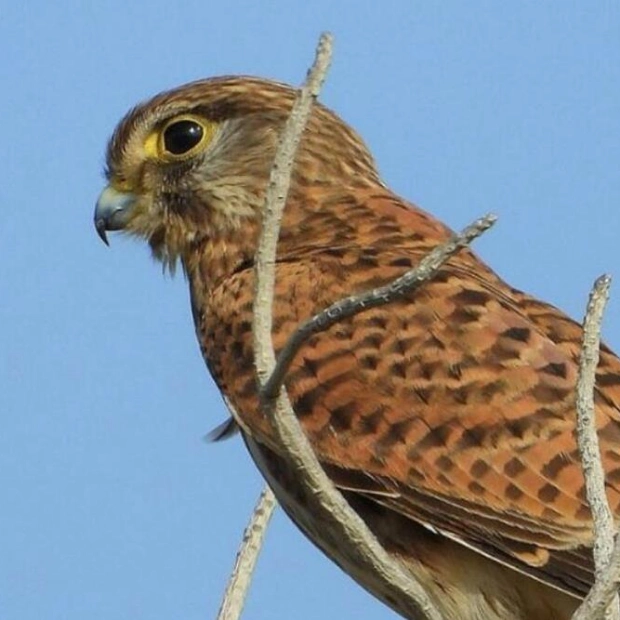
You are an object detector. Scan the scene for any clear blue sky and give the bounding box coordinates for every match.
[1,3,618,619]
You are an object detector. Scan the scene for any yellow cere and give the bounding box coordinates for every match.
[110,177,135,193]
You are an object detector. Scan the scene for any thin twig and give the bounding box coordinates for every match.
[578,275,615,569]
[262,213,496,400]
[264,392,444,619]
[252,32,333,386]
[574,536,620,620]
[216,486,277,620]
[572,274,619,620]
[251,32,444,620]
[215,395,276,620]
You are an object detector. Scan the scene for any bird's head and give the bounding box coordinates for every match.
[94,76,381,272]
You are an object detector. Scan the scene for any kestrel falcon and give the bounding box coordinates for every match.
[94,76,620,619]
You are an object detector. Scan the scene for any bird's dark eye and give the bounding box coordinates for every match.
[162,120,204,155]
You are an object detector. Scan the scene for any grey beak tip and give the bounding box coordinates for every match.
[95,218,110,246]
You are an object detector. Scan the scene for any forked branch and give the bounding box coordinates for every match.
[572,275,620,620]
[218,30,620,620]
[251,31,444,620]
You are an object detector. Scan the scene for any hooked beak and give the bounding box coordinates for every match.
[94,186,137,245]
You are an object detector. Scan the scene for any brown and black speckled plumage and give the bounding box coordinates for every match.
[96,76,620,619]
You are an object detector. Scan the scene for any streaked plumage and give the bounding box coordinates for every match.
[94,76,620,619]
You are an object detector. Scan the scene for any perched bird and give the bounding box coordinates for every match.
[94,76,620,620]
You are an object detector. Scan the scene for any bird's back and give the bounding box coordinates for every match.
[192,186,620,617]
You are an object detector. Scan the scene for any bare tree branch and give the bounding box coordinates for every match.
[262,213,496,400]
[578,276,615,570]
[250,31,446,620]
[219,28,620,620]
[572,274,620,620]
[252,32,334,374]
[574,538,620,620]
[216,486,277,620]
[253,214,497,619]
[217,36,335,618]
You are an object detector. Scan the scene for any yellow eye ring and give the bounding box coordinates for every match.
[144,115,215,161]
